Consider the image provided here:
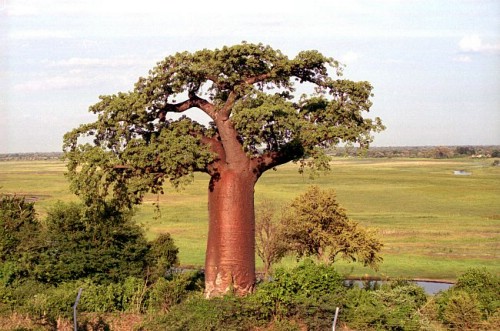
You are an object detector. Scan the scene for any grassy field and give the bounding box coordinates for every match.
[1,157,498,282]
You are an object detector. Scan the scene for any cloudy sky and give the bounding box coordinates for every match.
[1,0,499,153]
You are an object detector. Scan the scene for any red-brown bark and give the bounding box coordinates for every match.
[204,167,258,297]
[201,116,290,297]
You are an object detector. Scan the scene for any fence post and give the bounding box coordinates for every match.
[332,307,340,331]
[73,288,83,331]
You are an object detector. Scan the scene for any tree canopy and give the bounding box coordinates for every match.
[63,42,384,296]
[281,186,383,269]
[63,42,383,209]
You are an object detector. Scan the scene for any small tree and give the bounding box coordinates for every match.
[0,194,41,283]
[33,202,150,284]
[0,194,39,262]
[281,186,383,269]
[146,233,180,281]
[255,201,288,278]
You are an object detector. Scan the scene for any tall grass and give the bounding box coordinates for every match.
[1,158,498,280]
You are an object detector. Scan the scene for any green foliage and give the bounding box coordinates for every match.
[0,195,40,262]
[0,277,148,324]
[0,195,42,285]
[343,286,385,329]
[442,290,482,330]
[0,279,48,314]
[342,280,426,330]
[143,294,264,331]
[281,185,383,269]
[433,268,500,328]
[7,264,496,330]
[31,202,149,284]
[145,233,179,281]
[454,267,500,317]
[24,281,78,321]
[254,259,345,324]
[146,271,203,313]
[63,42,383,210]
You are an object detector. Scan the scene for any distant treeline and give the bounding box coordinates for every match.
[0,152,62,161]
[328,145,500,158]
[1,146,499,161]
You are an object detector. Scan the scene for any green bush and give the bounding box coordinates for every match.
[24,281,79,321]
[145,233,180,281]
[433,268,499,329]
[32,202,150,284]
[1,277,148,322]
[253,259,346,328]
[143,294,264,331]
[442,290,482,330]
[146,271,202,313]
[0,195,39,261]
[342,286,385,330]
[341,280,427,330]
[0,195,41,282]
[0,279,49,314]
[454,268,500,317]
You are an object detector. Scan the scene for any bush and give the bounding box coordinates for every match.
[145,233,180,281]
[454,268,500,317]
[341,280,427,330]
[442,290,482,330]
[433,268,500,329]
[0,279,49,314]
[143,294,263,331]
[0,195,41,282]
[253,259,346,327]
[146,271,203,313]
[32,202,150,284]
[342,286,385,330]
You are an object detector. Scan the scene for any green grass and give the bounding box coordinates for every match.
[1,157,499,281]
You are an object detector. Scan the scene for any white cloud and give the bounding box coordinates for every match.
[8,29,72,40]
[453,55,472,63]
[339,51,361,65]
[4,2,37,16]
[13,55,149,92]
[458,34,500,54]
[13,75,90,92]
[44,57,144,68]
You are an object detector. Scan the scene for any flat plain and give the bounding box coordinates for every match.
[1,157,498,281]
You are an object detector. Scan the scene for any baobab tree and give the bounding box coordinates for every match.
[63,42,384,298]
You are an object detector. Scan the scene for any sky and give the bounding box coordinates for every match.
[1,0,499,153]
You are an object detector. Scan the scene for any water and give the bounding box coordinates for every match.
[345,279,454,295]
[415,281,453,294]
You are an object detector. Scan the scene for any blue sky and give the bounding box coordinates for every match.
[1,0,499,153]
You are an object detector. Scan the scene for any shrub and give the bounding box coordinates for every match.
[253,259,346,327]
[341,280,427,330]
[145,233,180,281]
[442,290,482,330]
[0,195,41,282]
[32,202,150,284]
[0,279,49,314]
[24,282,79,321]
[342,286,385,330]
[146,271,203,313]
[281,186,383,269]
[433,268,499,329]
[143,294,263,331]
[454,268,500,317]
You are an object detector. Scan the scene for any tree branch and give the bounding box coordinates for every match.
[251,151,290,177]
[161,94,217,119]
[244,73,271,85]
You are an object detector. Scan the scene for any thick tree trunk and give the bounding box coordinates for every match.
[204,168,257,298]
